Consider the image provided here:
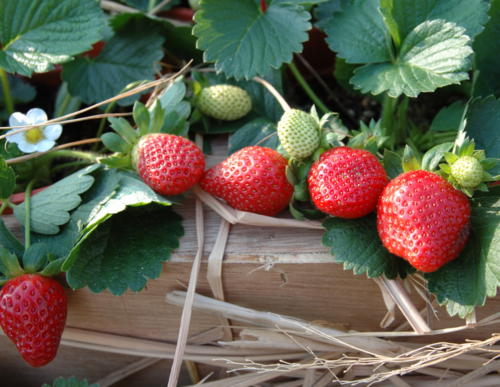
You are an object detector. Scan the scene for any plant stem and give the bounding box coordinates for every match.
[51,160,91,173]
[288,61,330,115]
[24,180,37,250]
[381,94,400,149]
[0,67,14,116]
[93,101,117,152]
[38,149,99,165]
[55,91,72,118]
[0,201,7,216]
[148,0,157,11]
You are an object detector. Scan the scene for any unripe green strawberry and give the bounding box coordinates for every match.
[277,109,320,160]
[450,155,483,188]
[198,85,252,121]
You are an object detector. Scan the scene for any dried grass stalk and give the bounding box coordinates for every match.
[95,357,161,387]
[373,276,431,334]
[207,218,233,342]
[192,185,324,230]
[167,197,205,387]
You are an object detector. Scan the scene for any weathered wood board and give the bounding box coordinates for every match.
[2,136,499,384]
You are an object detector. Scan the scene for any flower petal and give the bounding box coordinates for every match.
[43,124,62,141]
[17,142,38,153]
[9,112,29,128]
[6,130,25,144]
[26,108,48,125]
[35,139,56,152]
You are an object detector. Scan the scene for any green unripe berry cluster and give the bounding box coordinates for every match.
[451,155,483,188]
[277,109,320,160]
[198,85,252,121]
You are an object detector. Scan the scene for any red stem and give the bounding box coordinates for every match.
[261,0,267,12]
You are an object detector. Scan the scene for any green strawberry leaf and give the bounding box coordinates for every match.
[14,165,99,235]
[322,214,416,279]
[430,101,466,132]
[62,170,178,271]
[23,243,50,273]
[425,186,500,318]
[39,257,65,277]
[0,218,25,260]
[462,96,500,177]
[193,0,311,80]
[334,57,362,94]
[66,203,184,296]
[383,149,403,180]
[0,76,36,107]
[121,0,179,11]
[228,118,280,155]
[351,20,473,98]
[0,0,104,76]
[63,15,164,106]
[379,0,489,51]
[326,0,394,64]
[421,142,454,172]
[314,0,351,31]
[0,245,25,279]
[31,166,121,260]
[402,145,421,172]
[41,376,99,387]
[0,154,15,200]
[101,133,133,153]
[473,0,500,99]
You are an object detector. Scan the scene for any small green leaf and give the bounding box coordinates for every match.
[290,199,326,220]
[297,158,314,181]
[14,165,99,235]
[194,0,311,80]
[149,102,166,134]
[477,182,489,192]
[461,187,474,197]
[0,154,15,200]
[430,101,466,132]
[0,246,25,279]
[286,166,299,186]
[228,118,279,155]
[440,163,452,174]
[458,139,475,157]
[108,117,139,144]
[352,20,473,98]
[294,181,309,202]
[444,152,459,165]
[364,137,378,155]
[101,133,133,153]
[483,171,496,182]
[402,145,420,173]
[66,204,184,295]
[42,376,99,387]
[0,218,24,259]
[322,214,415,279]
[39,257,65,277]
[481,159,499,170]
[63,15,164,106]
[23,243,49,274]
[98,154,133,169]
[314,0,349,31]
[383,149,403,180]
[0,0,105,76]
[422,142,454,172]
[310,105,320,124]
[133,102,150,136]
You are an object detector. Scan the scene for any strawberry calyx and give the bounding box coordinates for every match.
[348,119,389,155]
[436,137,499,197]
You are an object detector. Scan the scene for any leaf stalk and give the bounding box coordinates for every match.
[0,67,14,116]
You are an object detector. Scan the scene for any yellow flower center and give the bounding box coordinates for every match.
[24,127,44,144]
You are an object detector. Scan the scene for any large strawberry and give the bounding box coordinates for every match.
[199,146,293,216]
[100,102,205,196]
[131,133,205,196]
[0,274,67,367]
[198,84,252,121]
[377,170,471,273]
[308,147,389,219]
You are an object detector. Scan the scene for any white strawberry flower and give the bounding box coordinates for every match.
[6,108,62,153]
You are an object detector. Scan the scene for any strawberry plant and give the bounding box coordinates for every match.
[2,0,500,374]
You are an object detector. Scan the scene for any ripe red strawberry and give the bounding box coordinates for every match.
[308,147,389,218]
[0,274,67,367]
[132,133,205,196]
[199,146,293,216]
[377,170,471,273]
